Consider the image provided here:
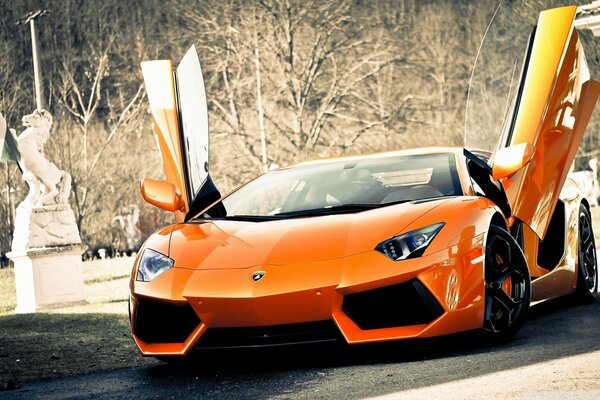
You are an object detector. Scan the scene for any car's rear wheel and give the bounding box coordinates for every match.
[482,225,531,342]
[576,205,598,303]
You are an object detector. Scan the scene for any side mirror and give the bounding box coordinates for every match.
[140,179,185,212]
[492,143,535,180]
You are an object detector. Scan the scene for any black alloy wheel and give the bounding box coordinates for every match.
[576,205,598,303]
[482,225,531,342]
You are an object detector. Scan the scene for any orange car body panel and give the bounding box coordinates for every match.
[525,184,584,304]
[501,6,600,239]
[131,191,497,355]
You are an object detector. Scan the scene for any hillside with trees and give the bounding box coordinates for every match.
[0,0,597,256]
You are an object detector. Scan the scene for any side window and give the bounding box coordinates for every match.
[177,46,209,198]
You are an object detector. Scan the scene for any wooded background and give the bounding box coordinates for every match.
[0,0,598,256]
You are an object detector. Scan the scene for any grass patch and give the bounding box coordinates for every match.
[0,313,152,386]
[0,268,16,315]
[0,258,137,315]
[0,257,157,388]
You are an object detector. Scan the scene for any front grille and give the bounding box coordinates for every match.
[133,297,201,343]
[342,279,444,330]
[195,320,341,349]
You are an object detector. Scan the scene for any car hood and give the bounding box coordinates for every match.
[166,198,452,270]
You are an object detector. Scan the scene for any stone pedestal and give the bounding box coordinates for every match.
[8,245,87,313]
[11,204,82,250]
[7,204,86,313]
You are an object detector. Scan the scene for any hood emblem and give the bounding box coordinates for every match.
[252,271,266,282]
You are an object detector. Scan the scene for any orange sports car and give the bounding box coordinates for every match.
[130,5,598,358]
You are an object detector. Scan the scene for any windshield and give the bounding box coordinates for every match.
[201,153,462,220]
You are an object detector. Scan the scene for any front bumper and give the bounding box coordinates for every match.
[130,235,485,356]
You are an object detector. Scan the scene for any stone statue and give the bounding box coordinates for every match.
[2,109,86,313]
[16,109,72,207]
[112,204,143,252]
[7,109,81,250]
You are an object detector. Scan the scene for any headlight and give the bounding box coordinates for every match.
[136,249,174,282]
[375,222,445,261]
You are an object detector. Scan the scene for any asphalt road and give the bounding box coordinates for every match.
[1,296,599,400]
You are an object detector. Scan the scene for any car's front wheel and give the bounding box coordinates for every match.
[482,225,531,342]
[575,205,598,303]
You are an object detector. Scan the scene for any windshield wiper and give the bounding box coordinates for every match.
[193,214,282,222]
[193,201,415,222]
[274,203,385,218]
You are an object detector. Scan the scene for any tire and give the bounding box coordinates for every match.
[575,205,598,303]
[481,225,531,342]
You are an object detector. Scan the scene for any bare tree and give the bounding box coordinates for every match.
[0,40,29,253]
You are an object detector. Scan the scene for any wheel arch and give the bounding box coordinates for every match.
[580,197,591,214]
[490,212,508,231]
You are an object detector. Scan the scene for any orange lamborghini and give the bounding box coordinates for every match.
[130,6,598,358]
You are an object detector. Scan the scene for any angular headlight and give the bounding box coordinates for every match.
[375,222,445,261]
[136,249,174,282]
